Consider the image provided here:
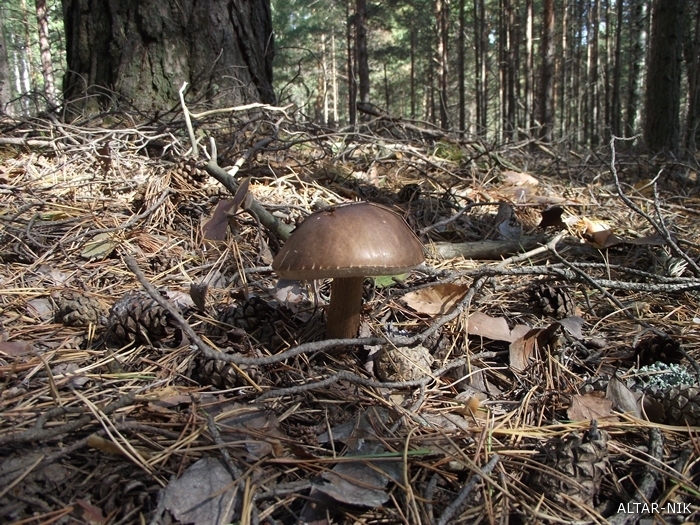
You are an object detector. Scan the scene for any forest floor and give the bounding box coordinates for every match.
[1,107,700,525]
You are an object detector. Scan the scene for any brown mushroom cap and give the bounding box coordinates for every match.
[272,202,424,280]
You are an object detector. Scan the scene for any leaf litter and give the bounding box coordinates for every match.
[0,109,699,524]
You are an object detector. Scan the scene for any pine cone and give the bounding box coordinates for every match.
[634,334,683,366]
[191,353,259,390]
[529,422,609,509]
[108,291,178,345]
[207,297,294,351]
[644,382,700,426]
[531,283,576,319]
[56,292,107,327]
[170,158,207,190]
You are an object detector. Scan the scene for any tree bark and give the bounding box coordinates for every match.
[35,0,57,108]
[683,3,700,150]
[588,0,600,146]
[410,25,416,119]
[346,0,356,125]
[625,0,646,136]
[355,0,370,107]
[0,6,13,114]
[524,0,533,135]
[644,0,687,153]
[458,0,465,135]
[474,0,487,136]
[538,0,555,142]
[61,0,275,113]
[435,0,449,130]
[610,0,624,137]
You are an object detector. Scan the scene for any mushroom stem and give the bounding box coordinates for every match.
[326,276,365,339]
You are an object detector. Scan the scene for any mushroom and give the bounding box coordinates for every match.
[272,202,424,339]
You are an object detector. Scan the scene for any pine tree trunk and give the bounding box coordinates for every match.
[524,0,533,135]
[644,0,687,152]
[559,2,568,141]
[435,0,449,130]
[346,0,356,125]
[410,26,416,119]
[0,6,13,115]
[62,0,275,113]
[474,0,487,136]
[507,0,517,139]
[625,0,646,136]
[35,0,57,107]
[589,0,600,146]
[458,0,465,135]
[538,0,555,142]
[611,0,624,137]
[683,3,700,150]
[355,0,370,107]
[331,32,338,126]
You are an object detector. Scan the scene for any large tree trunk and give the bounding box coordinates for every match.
[61,0,275,114]
[644,0,687,152]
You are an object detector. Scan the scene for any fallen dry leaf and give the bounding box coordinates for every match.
[402,283,469,316]
[467,311,530,343]
[162,457,237,525]
[509,322,560,372]
[202,198,235,240]
[606,376,643,419]
[502,170,540,186]
[0,340,35,357]
[568,394,615,421]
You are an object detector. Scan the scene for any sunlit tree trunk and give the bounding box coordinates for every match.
[474,0,487,136]
[644,0,687,152]
[331,32,338,126]
[35,0,57,107]
[0,6,12,115]
[524,0,533,135]
[19,0,33,95]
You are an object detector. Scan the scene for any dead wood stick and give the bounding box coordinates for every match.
[204,138,293,242]
[428,236,543,260]
[0,392,137,446]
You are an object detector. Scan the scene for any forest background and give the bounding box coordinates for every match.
[1,0,698,155]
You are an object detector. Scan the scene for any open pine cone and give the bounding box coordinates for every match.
[528,422,609,510]
[107,291,179,345]
[56,291,107,327]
